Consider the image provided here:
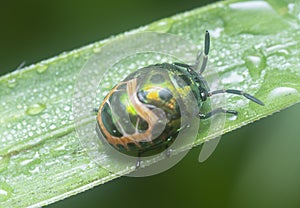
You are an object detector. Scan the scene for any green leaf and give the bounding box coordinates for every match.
[0,0,299,207]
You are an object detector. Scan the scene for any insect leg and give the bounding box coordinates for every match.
[136,152,142,169]
[199,108,238,119]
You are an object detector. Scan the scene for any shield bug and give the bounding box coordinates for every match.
[96,31,264,167]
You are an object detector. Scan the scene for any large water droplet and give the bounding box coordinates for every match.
[244,55,266,79]
[244,55,265,70]
[25,103,46,116]
[242,46,267,80]
[267,87,299,101]
[0,181,13,202]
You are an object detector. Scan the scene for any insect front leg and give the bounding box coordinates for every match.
[199,108,238,119]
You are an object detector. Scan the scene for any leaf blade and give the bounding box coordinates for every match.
[0,0,299,207]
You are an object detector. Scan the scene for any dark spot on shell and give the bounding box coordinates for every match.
[159,88,173,102]
[100,103,123,137]
[127,142,138,151]
[116,144,126,152]
[150,73,165,84]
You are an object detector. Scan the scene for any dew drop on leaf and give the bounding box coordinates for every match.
[49,124,56,130]
[25,103,46,116]
[267,87,299,101]
[147,19,174,33]
[6,78,17,88]
[244,55,266,71]
[36,65,48,74]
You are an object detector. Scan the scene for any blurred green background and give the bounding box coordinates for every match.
[1,1,300,207]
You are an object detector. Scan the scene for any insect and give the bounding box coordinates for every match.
[96,31,264,167]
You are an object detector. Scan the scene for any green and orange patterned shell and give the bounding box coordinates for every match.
[97,63,204,157]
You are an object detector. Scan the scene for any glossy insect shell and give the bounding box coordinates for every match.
[97,63,204,157]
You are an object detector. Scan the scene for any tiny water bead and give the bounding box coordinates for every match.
[92,47,102,53]
[25,103,46,116]
[6,78,17,88]
[49,124,56,130]
[63,105,71,112]
[147,19,174,33]
[36,64,48,74]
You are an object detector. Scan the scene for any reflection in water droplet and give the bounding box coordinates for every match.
[25,103,46,116]
[267,87,299,101]
[0,181,13,202]
[36,65,48,73]
[6,78,17,88]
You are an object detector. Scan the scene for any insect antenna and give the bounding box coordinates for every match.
[208,89,265,106]
[199,30,210,74]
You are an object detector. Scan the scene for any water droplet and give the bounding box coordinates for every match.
[267,87,299,101]
[93,47,101,53]
[25,103,46,116]
[6,78,17,88]
[36,65,48,73]
[243,55,266,79]
[210,27,224,38]
[0,181,13,202]
[0,157,9,173]
[147,19,174,33]
[228,114,238,121]
[266,41,296,56]
[49,124,56,130]
[29,166,40,174]
[63,105,71,112]
[243,47,266,79]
